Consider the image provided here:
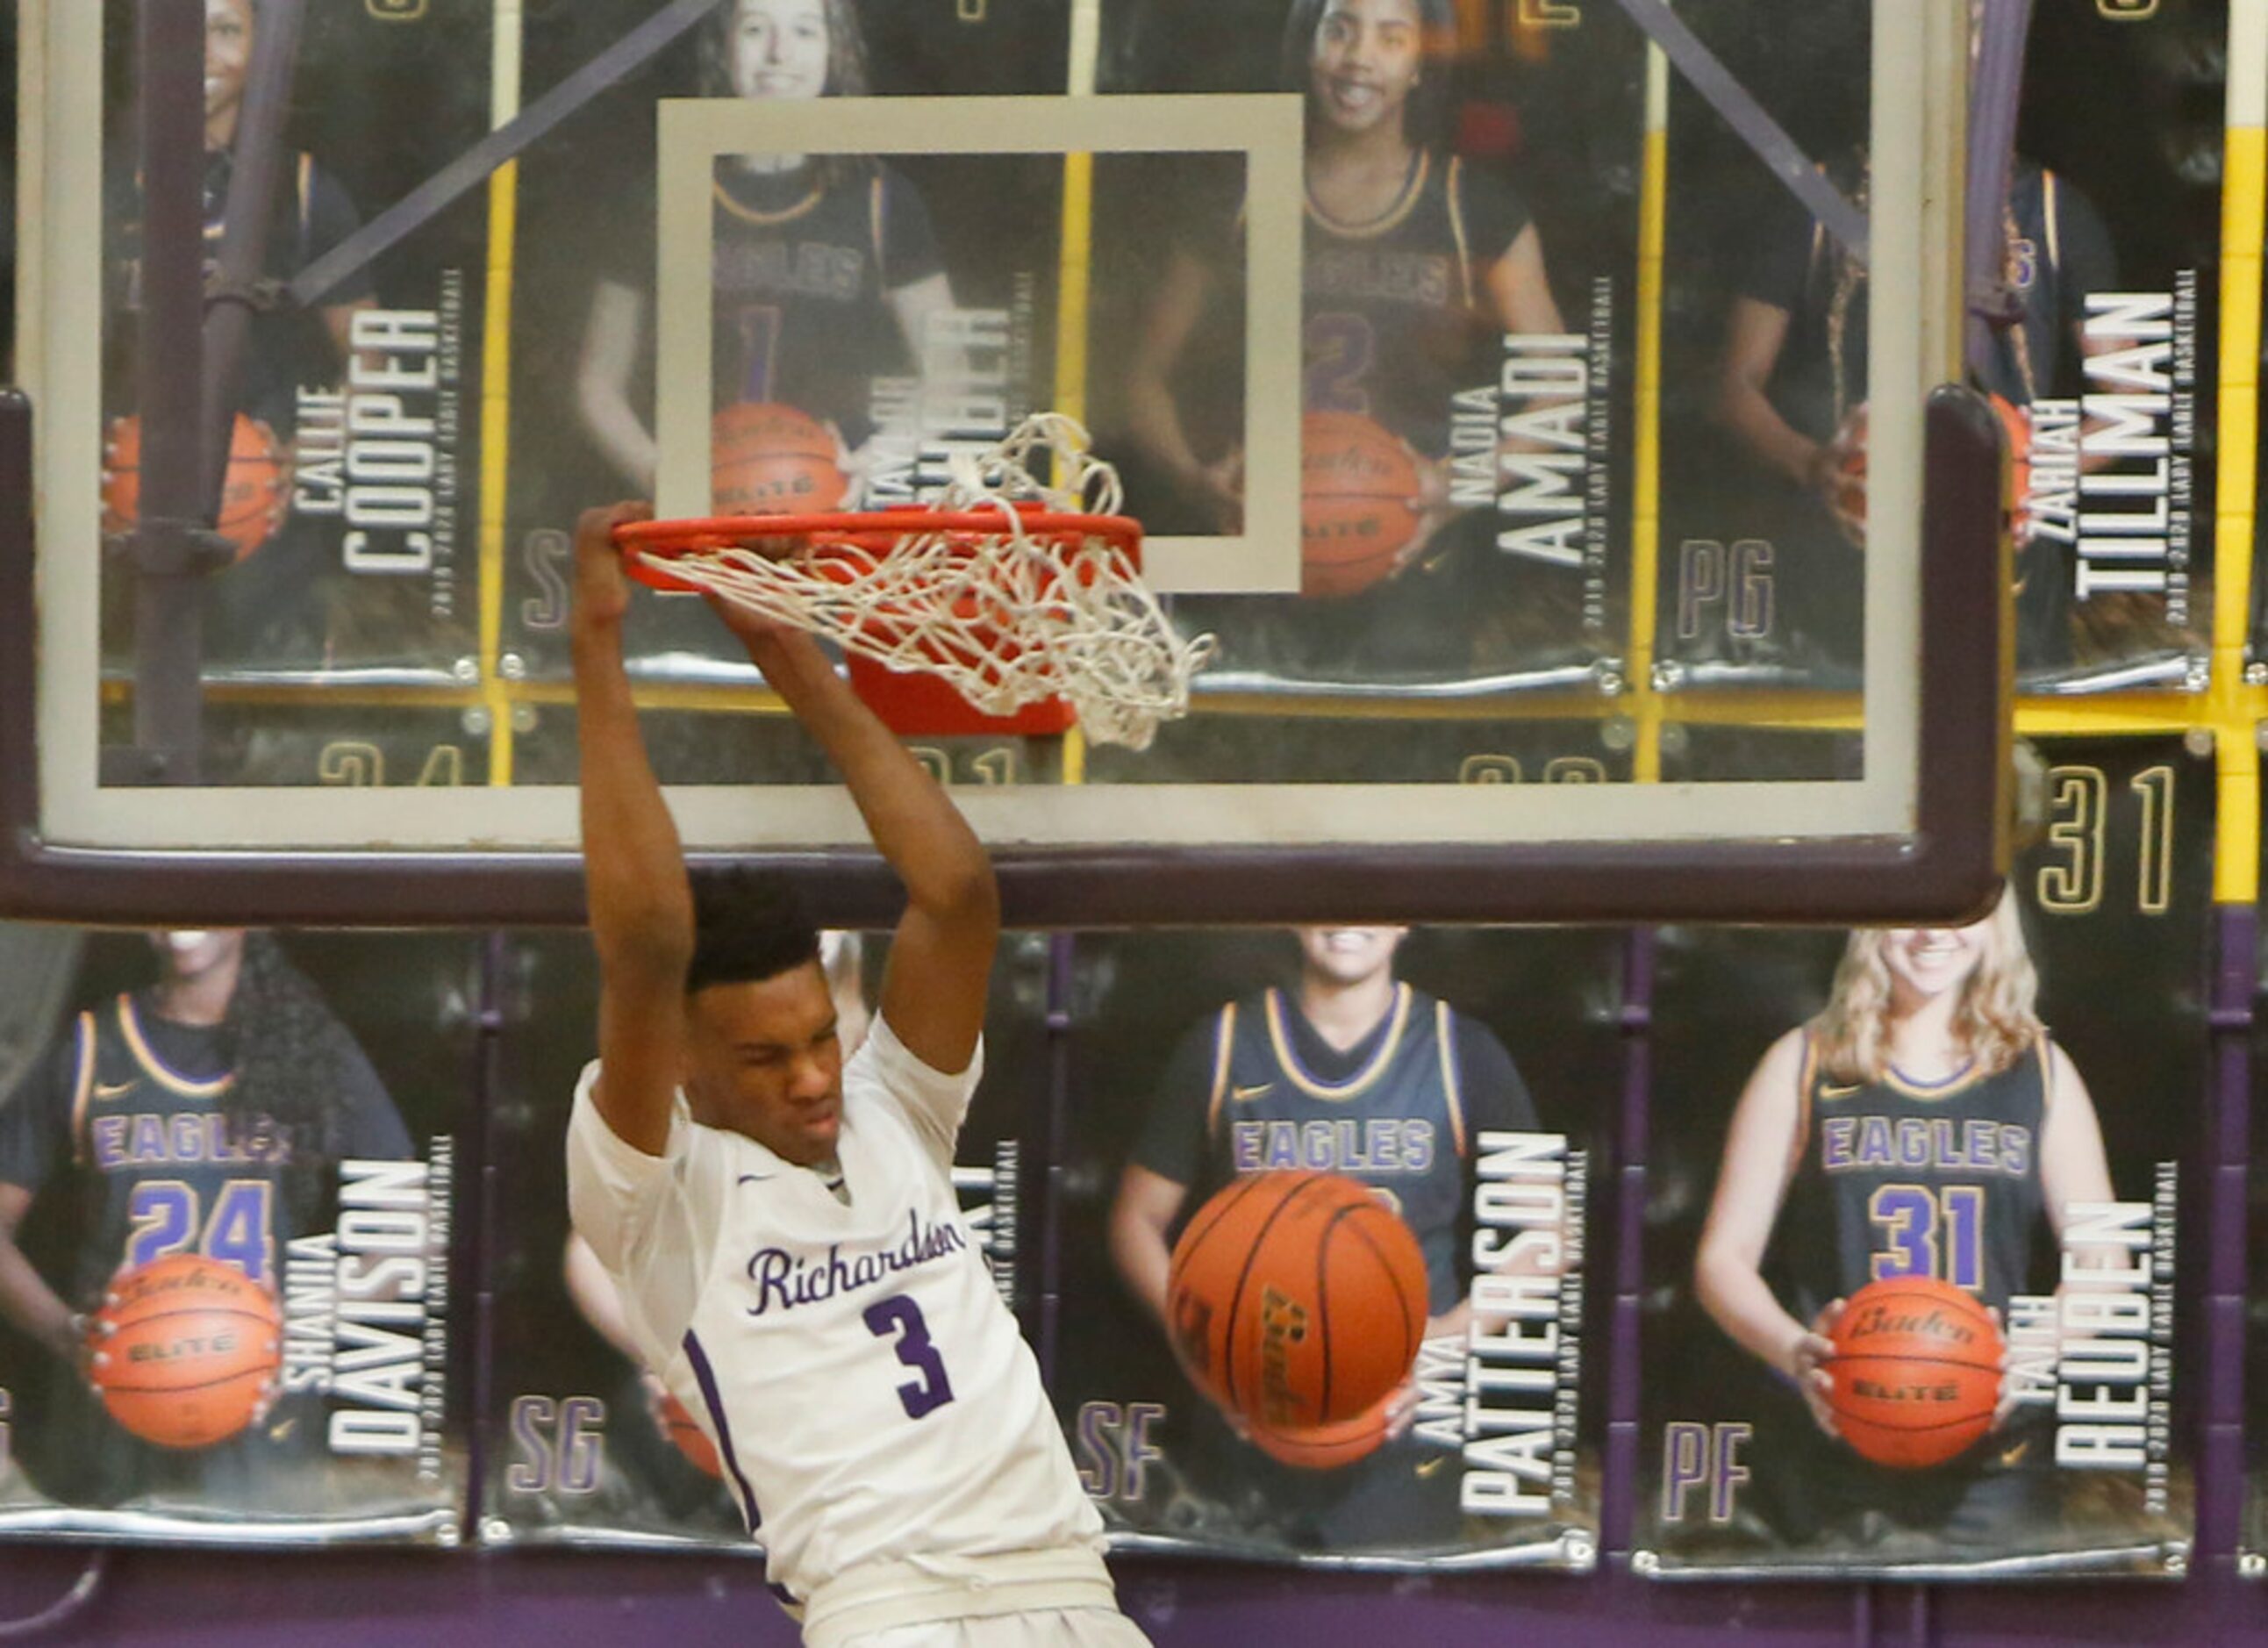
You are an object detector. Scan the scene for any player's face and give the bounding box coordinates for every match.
[1295,925,1408,986]
[726,0,832,102]
[204,0,254,127]
[683,961,845,1165]
[151,928,247,980]
[1878,919,1992,1007]
[1309,0,1425,137]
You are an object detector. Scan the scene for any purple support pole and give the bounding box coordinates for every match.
[464,932,510,1544]
[1036,932,1077,1385]
[1964,0,2034,378]
[197,0,305,516]
[1603,928,1653,1563]
[2201,904,2256,1567]
[126,0,211,781]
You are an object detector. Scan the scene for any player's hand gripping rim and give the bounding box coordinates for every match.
[576,499,653,628]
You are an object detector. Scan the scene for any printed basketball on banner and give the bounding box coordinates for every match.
[1299,412,1423,598]
[89,1254,282,1450]
[710,402,849,516]
[1826,1277,2002,1470]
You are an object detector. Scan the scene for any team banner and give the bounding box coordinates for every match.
[1053,928,1610,1569]
[482,931,1039,1551]
[1094,0,1640,697]
[96,0,490,689]
[498,0,1073,689]
[0,931,467,1544]
[1635,733,2206,1578]
[1656,1,2215,692]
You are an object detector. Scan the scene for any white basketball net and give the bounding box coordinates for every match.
[636,414,1213,750]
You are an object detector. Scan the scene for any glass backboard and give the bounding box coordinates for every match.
[3,0,2006,925]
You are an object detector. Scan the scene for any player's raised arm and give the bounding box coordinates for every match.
[712,610,998,1080]
[573,500,690,1157]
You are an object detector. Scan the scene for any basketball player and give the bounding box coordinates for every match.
[576,0,955,501]
[103,0,378,657]
[1108,925,1542,1547]
[0,929,411,1503]
[559,930,868,1512]
[1714,154,2119,670]
[1692,894,2117,1547]
[1123,0,1566,676]
[567,500,1147,1645]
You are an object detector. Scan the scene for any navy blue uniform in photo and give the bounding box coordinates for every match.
[1134,985,1537,1546]
[1736,160,2114,669]
[0,993,409,1506]
[1753,1035,2054,1546]
[709,160,944,448]
[104,147,375,656]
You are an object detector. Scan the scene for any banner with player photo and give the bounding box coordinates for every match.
[1092,0,1641,697]
[1655,1,2217,692]
[1052,928,1610,1570]
[0,930,468,1544]
[481,929,1042,1551]
[95,0,489,689]
[1635,732,2206,1578]
[497,0,1073,689]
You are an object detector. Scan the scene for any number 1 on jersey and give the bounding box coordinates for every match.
[1868,1184,1984,1290]
[863,1294,955,1419]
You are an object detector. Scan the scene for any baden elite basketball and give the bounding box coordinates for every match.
[87,1253,283,1450]
[1166,1170,1427,1434]
[1300,411,1422,598]
[102,412,290,561]
[711,402,849,516]
[1827,1274,2003,1469]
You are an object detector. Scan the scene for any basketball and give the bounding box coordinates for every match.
[711,401,848,516]
[1989,391,2033,541]
[660,1393,723,1480]
[1300,411,1422,598]
[1826,1275,2003,1470]
[1166,1170,1427,1432]
[101,412,290,561]
[86,1253,282,1450]
[1828,402,1868,546]
[1244,1389,1393,1472]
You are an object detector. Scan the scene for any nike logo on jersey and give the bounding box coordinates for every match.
[738,1172,777,1186]
[1230,1084,1273,1102]
[1415,1455,1448,1479]
[1818,1082,1863,1100]
[2000,1440,2029,1468]
[92,1080,136,1101]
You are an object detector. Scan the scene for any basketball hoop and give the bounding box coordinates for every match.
[616,415,1213,749]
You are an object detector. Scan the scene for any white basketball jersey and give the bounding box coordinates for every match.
[567,1018,1102,1606]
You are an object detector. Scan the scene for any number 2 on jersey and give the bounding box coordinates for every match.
[125,1179,274,1283]
[1867,1184,1983,1290]
[863,1294,955,1419]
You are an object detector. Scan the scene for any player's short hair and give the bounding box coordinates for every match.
[1280,0,1457,153]
[687,868,823,995]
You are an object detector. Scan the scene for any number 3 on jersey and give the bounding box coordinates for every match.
[864,1294,955,1419]
[1868,1184,1984,1290]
